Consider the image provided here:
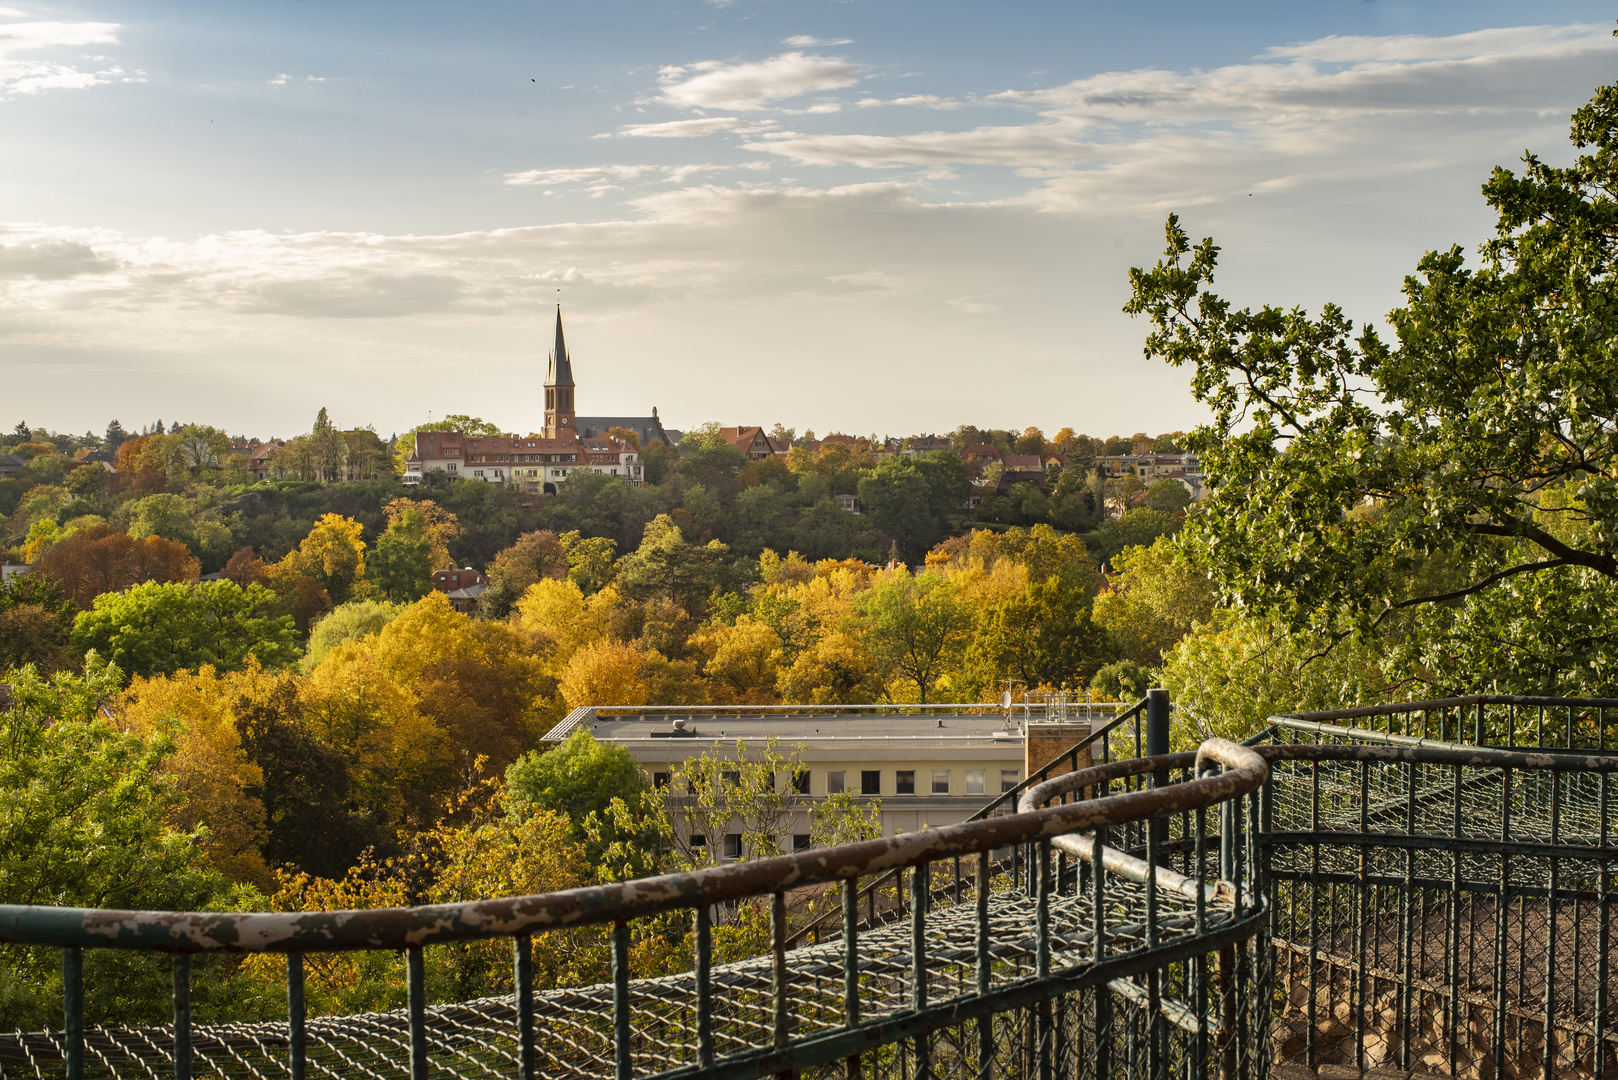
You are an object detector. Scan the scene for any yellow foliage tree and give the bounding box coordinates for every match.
[698,616,783,704]
[560,639,650,708]
[117,662,276,887]
[292,513,368,605]
[777,631,884,705]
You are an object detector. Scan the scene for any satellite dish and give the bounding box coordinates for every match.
[1000,691,1012,710]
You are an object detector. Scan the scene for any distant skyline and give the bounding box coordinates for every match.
[2,2,1616,439]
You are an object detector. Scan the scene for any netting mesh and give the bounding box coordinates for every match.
[1266,728,1618,1079]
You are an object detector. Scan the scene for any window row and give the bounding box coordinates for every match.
[651,768,1021,796]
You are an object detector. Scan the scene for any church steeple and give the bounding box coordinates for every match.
[543,306,576,438]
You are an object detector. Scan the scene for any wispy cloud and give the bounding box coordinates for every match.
[0,18,127,97]
[603,116,744,138]
[855,94,963,110]
[658,51,864,110]
[782,35,853,47]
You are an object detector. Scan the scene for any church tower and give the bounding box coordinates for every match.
[543,306,576,439]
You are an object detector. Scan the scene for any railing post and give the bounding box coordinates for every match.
[287,953,306,1080]
[912,862,930,1080]
[842,878,861,1080]
[696,906,714,1070]
[63,946,83,1080]
[1145,687,1170,758]
[173,954,192,1080]
[407,945,428,1080]
[514,935,534,1080]
[771,890,789,1050]
[612,920,631,1080]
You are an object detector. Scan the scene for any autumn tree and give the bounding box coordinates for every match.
[274,513,367,606]
[382,498,462,569]
[0,574,76,673]
[479,530,568,618]
[35,524,200,610]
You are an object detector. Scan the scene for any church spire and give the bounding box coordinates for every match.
[546,306,575,388]
[543,304,577,438]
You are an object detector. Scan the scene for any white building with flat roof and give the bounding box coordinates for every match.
[543,703,1119,853]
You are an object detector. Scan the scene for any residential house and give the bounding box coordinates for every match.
[431,568,488,613]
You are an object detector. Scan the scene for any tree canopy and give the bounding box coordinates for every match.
[1125,80,1618,695]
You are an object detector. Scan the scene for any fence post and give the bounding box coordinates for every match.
[1145,687,1170,759]
[1147,688,1170,863]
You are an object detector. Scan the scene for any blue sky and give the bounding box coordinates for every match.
[2,1,1615,440]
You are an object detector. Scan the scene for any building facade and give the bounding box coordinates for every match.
[543,705,1114,856]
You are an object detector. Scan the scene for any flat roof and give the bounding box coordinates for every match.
[583,710,1108,743]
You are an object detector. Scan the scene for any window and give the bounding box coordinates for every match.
[652,772,670,789]
[965,769,986,796]
[690,834,706,849]
[791,770,810,795]
[861,770,881,796]
[793,834,811,853]
[721,771,741,786]
[932,770,951,795]
[826,770,846,795]
[724,833,742,859]
[896,770,915,795]
[1001,770,1021,793]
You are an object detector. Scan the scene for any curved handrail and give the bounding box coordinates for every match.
[1018,740,1267,902]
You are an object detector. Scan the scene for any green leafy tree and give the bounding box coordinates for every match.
[560,531,618,595]
[1088,507,1175,565]
[125,492,195,548]
[1124,79,1618,694]
[302,598,405,670]
[506,730,647,842]
[857,571,971,703]
[1144,478,1191,514]
[1092,537,1216,667]
[70,581,299,681]
[366,508,433,603]
[0,658,229,1028]
[614,515,729,617]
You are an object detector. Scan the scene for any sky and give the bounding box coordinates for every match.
[2,2,1615,442]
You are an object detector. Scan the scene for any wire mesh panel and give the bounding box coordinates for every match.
[1264,704,1618,1079]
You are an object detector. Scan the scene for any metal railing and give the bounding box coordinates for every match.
[0,693,1273,1080]
[4,692,1617,1079]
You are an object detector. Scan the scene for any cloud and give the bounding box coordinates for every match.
[856,94,962,110]
[238,274,467,318]
[0,19,125,97]
[603,117,744,138]
[782,36,853,47]
[268,73,289,86]
[503,163,735,194]
[736,19,1618,220]
[0,240,117,279]
[657,51,864,111]
[747,124,1095,167]
[505,164,662,186]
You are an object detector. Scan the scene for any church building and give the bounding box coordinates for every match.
[404,308,671,492]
